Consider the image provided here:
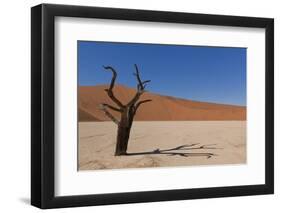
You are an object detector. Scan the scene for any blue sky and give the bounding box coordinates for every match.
[78,41,246,106]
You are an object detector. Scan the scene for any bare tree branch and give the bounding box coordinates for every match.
[103,66,117,90]
[133,64,143,90]
[127,90,144,106]
[127,64,151,106]
[99,104,119,125]
[133,64,151,91]
[101,103,122,112]
[142,80,151,84]
[135,99,152,112]
[141,80,151,89]
[103,66,124,108]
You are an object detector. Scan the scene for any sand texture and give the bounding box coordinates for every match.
[78,121,246,170]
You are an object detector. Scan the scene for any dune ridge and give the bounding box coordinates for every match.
[78,85,246,121]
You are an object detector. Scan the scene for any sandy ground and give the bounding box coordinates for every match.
[78,121,246,170]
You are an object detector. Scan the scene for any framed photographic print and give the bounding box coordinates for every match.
[31,3,274,209]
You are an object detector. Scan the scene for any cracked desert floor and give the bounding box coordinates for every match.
[78,121,246,170]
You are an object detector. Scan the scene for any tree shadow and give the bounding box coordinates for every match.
[125,143,220,159]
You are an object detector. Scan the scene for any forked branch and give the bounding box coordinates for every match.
[135,99,152,112]
[128,64,151,106]
[134,64,144,90]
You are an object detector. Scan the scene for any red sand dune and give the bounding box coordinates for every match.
[79,85,246,121]
[79,108,100,121]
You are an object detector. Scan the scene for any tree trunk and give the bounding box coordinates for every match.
[115,125,131,156]
[115,110,133,156]
[100,65,151,156]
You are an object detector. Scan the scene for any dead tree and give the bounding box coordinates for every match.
[99,64,152,156]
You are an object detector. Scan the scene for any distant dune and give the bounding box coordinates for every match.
[78,85,246,121]
[79,108,100,121]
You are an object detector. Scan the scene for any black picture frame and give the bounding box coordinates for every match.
[31,3,274,209]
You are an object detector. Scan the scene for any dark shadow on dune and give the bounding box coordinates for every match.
[125,143,220,159]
